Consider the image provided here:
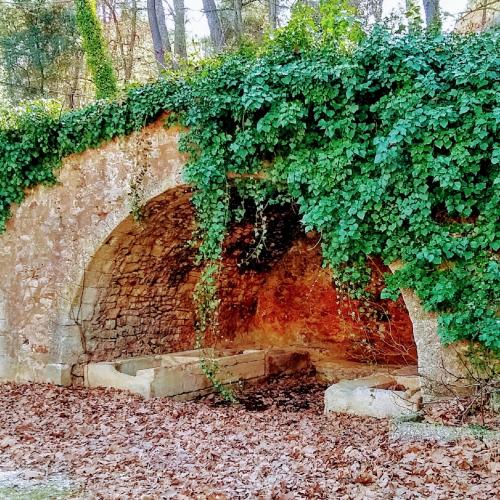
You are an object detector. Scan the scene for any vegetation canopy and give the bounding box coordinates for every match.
[0,21,498,353]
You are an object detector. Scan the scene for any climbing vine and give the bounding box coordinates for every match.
[178,23,500,354]
[0,21,498,356]
[75,0,118,99]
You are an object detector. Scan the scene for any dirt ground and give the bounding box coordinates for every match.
[0,375,497,499]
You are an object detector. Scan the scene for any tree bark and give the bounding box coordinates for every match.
[202,0,225,52]
[103,0,126,80]
[268,0,277,30]
[146,0,165,70]
[67,58,81,109]
[422,0,441,30]
[173,0,187,60]
[155,0,172,56]
[125,0,138,82]
[233,0,243,41]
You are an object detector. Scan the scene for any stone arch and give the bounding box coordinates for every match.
[0,117,467,397]
[70,186,198,383]
[0,119,186,384]
[71,185,419,386]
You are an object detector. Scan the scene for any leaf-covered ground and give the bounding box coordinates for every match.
[0,377,497,499]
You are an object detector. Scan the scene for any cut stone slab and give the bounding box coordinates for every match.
[390,421,500,443]
[85,348,310,400]
[324,374,420,419]
[315,360,386,384]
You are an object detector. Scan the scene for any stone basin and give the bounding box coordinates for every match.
[85,348,310,399]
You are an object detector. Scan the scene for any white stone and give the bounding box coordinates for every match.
[324,374,419,419]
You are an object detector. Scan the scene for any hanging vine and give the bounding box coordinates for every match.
[0,19,498,361]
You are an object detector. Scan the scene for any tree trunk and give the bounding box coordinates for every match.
[103,0,127,81]
[202,0,225,52]
[173,0,187,60]
[233,0,243,41]
[268,0,277,30]
[147,0,165,70]
[125,0,138,82]
[372,0,383,22]
[155,0,172,56]
[67,58,81,109]
[422,0,441,31]
[481,1,488,27]
[74,0,118,99]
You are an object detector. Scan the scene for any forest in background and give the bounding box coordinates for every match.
[0,0,498,109]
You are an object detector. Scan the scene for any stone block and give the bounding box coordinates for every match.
[324,374,419,419]
[84,349,277,400]
[314,359,386,384]
[54,337,84,365]
[81,287,100,305]
[42,363,72,386]
[0,355,16,380]
[78,303,95,322]
[106,308,120,320]
[15,362,72,386]
[265,350,311,376]
[85,363,155,398]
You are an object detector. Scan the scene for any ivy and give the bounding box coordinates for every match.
[0,25,498,355]
[74,0,118,100]
[178,27,500,354]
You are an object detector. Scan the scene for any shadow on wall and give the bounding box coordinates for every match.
[72,186,417,385]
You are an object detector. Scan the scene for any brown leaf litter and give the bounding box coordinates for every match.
[0,375,497,499]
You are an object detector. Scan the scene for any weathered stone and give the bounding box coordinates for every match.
[0,116,471,400]
[85,348,308,400]
[389,262,471,401]
[266,349,311,376]
[324,374,420,419]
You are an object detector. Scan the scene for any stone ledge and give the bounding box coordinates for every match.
[12,363,72,386]
[85,348,311,399]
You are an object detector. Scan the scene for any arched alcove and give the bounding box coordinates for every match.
[72,186,418,386]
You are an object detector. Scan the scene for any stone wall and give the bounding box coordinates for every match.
[0,119,185,384]
[74,188,198,383]
[0,116,468,398]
